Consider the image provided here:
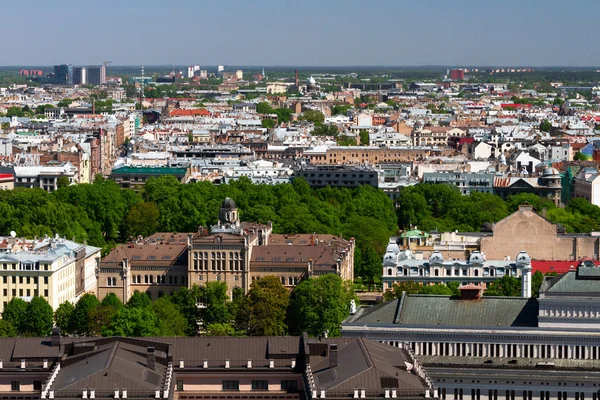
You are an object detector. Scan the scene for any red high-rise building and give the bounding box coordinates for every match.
[450,69,465,80]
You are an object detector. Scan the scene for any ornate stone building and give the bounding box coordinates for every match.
[344,260,600,400]
[98,198,355,302]
[188,198,354,297]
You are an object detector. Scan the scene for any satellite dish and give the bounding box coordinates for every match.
[10,231,16,238]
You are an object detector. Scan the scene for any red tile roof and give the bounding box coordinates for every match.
[169,109,210,117]
[532,260,579,274]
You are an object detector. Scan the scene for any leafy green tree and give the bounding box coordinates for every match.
[261,119,276,129]
[301,110,325,125]
[57,99,74,108]
[0,320,17,337]
[484,275,521,297]
[6,107,25,117]
[256,102,272,114]
[35,104,53,115]
[236,276,289,336]
[573,152,587,161]
[102,307,161,337]
[3,298,28,334]
[419,284,453,295]
[24,296,53,336]
[273,107,292,123]
[54,301,75,334]
[359,248,382,290]
[124,202,160,238]
[540,119,552,132]
[171,286,202,335]
[56,176,70,189]
[199,281,231,327]
[359,130,369,145]
[153,296,188,336]
[312,124,338,136]
[384,281,421,300]
[289,275,355,337]
[331,105,351,116]
[206,322,236,336]
[70,293,100,335]
[127,291,152,309]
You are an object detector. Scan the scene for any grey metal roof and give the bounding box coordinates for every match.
[542,269,600,295]
[397,295,538,327]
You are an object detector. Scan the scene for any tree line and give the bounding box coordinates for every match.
[0,176,396,286]
[384,271,557,301]
[396,184,600,233]
[0,275,354,338]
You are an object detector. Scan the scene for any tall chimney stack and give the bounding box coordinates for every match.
[295,69,299,88]
[147,346,156,370]
[329,344,338,369]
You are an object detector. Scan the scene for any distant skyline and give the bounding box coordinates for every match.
[2,0,600,67]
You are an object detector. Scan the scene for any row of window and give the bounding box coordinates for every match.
[441,389,596,400]
[193,252,243,260]
[176,380,298,392]
[281,276,299,286]
[2,276,49,285]
[2,263,49,271]
[2,288,48,298]
[393,266,514,277]
[194,259,243,272]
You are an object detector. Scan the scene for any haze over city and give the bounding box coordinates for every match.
[2,0,600,66]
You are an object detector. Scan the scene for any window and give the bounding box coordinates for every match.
[252,380,268,391]
[281,380,298,391]
[222,380,239,391]
[11,381,20,391]
[33,381,42,391]
[177,380,183,391]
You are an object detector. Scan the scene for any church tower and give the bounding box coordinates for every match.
[219,197,239,226]
[516,251,532,298]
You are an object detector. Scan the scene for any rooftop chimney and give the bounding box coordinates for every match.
[51,327,61,347]
[147,346,155,370]
[458,284,483,300]
[329,344,338,369]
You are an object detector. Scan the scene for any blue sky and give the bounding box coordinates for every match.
[2,0,599,66]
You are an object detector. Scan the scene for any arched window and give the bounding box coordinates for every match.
[474,269,479,277]
[144,275,149,284]
[434,269,439,277]
[169,275,173,284]
[281,277,285,285]
[387,268,393,276]
[288,277,293,286]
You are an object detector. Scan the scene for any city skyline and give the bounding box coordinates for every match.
[2,0,600,67]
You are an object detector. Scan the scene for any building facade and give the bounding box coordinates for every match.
[0,334,435,400]
[422,171,495,195]
[0,236,101,314]
[343,261,600,400]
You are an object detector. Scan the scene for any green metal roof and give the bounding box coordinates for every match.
[544,269,600,294]
[112,166,187,175]
[347,295,538,327]
[400,230,430,238]
[397,295,538,327]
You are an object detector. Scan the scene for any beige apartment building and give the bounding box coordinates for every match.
[307,146,454,165]
[0,236,101,313]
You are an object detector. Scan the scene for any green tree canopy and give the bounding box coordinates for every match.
[153,296,188,336]
[288,275,355,337]
[3,298,28,334]
[102,307,161,337]
[236,276,289,336]
[24,296,54,336]
[127,291,152,309]
[124,202,160,238]
[54,301,75,334]
[70,293,100,335]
